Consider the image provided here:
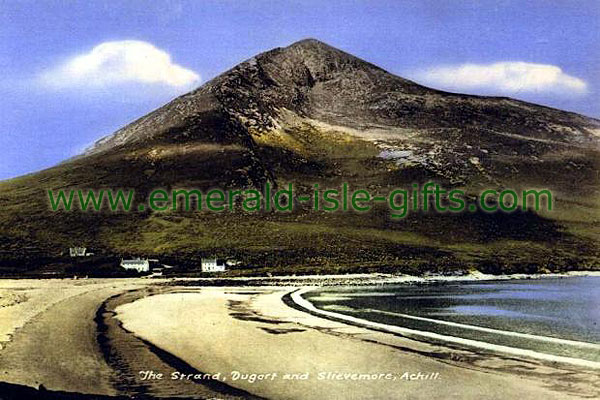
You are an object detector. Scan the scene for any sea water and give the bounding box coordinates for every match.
[304,276,600,362]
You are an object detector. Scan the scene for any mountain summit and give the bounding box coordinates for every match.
[87,38,599,155]
[85,38,428,155]
[1,39,599,274]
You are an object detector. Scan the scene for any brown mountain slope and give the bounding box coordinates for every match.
[0,39,599,275]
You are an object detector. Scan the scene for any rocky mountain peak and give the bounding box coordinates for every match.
[84,39,600,158]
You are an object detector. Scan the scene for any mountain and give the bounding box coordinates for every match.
[1,39,599,275]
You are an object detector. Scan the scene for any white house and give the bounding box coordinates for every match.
[69,247,91,257]
[201,258,226,272]
[120,258,150,273]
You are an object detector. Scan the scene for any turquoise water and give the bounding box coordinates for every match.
[304,276,600,362]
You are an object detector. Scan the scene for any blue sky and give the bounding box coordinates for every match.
[1,0,598,180]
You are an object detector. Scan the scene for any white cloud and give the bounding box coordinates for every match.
[40,40,200,89]
[416,62,587,96]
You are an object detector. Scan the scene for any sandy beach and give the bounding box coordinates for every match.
[0,277,598,399]
[117,286,599,399]
[0,278,151,395]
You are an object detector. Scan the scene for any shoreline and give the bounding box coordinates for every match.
[1,277,599,398]
[165,269,600,288]
[1,270,599,287]
[115,286,600,399]
[289,287,600,370]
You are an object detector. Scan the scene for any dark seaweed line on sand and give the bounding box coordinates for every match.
[95,289,265,400]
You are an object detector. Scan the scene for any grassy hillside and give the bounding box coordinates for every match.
[0,39,598,276]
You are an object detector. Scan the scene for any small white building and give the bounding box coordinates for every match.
[201,258,226,273]
[70,247,91,257]
[120,258,150,273]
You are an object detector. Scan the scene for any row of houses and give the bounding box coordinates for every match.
[119,257,226,273]
[70,247,228,274]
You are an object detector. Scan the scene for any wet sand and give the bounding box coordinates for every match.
[0,278,258,399]
[116,287,599,399]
